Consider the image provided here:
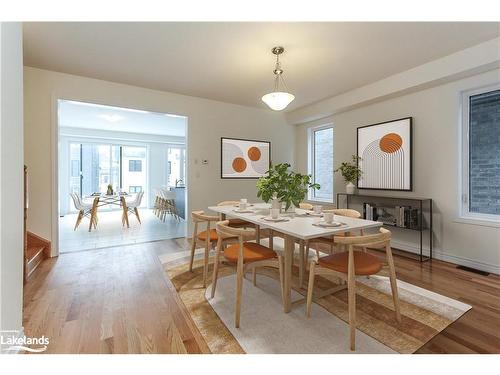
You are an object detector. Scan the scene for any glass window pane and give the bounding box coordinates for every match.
[69,143,81,202]
[469,89,500,215]
[168,147,185,187]
[122,146,147,207]
[313,127,333,201]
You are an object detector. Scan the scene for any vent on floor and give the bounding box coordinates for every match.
[456,265,490,276]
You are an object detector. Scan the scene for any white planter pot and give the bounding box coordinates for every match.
[346,182,356,194]
[271,198,281,210]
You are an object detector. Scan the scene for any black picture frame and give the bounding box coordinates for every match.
[220,137,271,179]
[356,117,413,191]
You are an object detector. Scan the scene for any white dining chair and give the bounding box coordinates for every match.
[70,192,98,231]
[123,191,144,224]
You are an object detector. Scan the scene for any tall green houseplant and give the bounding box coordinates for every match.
[256,163,320,211]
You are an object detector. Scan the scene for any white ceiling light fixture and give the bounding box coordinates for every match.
[261,46,295,111]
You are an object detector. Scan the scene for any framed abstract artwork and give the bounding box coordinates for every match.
[357,117,412,191]
[221,137,271,179]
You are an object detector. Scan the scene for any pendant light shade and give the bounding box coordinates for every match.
[261,92,295,111]
[262,46,294,111]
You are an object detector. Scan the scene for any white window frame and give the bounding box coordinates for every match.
[307,124,334,203]
[459,83,500,225]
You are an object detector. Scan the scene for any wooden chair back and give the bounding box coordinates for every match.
[216,220,255,241]
[191,210,219,223]
[299,203,314,210]
[334,227,391,249]
[323,208,361,218]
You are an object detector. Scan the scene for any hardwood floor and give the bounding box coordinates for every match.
[23,238,500,354]
[23,239,208,354]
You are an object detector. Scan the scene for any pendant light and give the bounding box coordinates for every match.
[261,46,295,111]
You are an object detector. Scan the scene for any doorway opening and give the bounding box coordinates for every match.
[57,99,188,253]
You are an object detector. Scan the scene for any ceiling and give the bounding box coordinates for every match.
[58,100,187,137]
[24,22,500,111]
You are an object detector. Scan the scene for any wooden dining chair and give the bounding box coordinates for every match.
[153,188,161,217]
[162,189,180,221]
[211,220,284,328]
[305,208,364,262]
[216,201,254,228]
[299,202,314,210]
[189,211,239,287]
[305,228,401,351]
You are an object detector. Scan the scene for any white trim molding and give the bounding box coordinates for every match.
[458,82,500,224]
[391,239,500,275]
[307,123,334,203]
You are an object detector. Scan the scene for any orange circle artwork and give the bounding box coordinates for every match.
[232,157,247,173]
[247,147,261,161]
[379,133,403,153]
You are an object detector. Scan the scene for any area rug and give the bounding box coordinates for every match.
[163,251,471,354]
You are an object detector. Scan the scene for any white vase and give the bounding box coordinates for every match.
[346,182,356,194]
[271,198,281,210]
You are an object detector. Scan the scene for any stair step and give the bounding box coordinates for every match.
[26,245,45,263]
[24,231,50,283]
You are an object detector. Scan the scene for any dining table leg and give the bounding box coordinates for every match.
[299,240,305,288]
[283,234,294,313]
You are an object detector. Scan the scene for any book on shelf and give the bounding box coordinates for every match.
[394,206,421,229]
[363,202,379,221]
[363,203,421,229]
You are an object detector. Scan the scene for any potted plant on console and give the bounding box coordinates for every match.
[256,163,320,212]
[335,155,362,194]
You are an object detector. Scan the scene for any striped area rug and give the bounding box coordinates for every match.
[163,252,471,354]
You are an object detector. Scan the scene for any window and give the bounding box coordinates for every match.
[129,159,142,172]
[70,142,147,209]
[461,85,500,222]
[129,186,142,193]
[308,125,334,202]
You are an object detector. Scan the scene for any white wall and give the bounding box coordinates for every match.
[295,68,500,274]
[287,37,500,125]
[0,22,24,340]
[58,126,185,214]
[24,67,294,254]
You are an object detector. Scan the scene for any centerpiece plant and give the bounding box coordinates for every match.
[256,163,320,211]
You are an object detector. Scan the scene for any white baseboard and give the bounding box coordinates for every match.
[391,239,500,275]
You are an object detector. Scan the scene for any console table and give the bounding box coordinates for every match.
[337,193,433,262]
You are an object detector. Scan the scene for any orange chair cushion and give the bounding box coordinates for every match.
[318,251,382,276]
[197,229,218,242]
[223,242,277,263]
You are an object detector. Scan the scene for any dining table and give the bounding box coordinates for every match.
[86,193,134,230]
[208,202,383,313]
